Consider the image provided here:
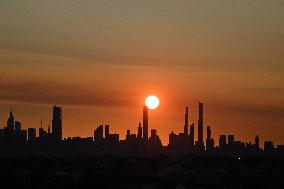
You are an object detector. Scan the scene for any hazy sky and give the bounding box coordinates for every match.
[0,0,283,145]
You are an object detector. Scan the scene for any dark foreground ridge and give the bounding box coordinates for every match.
[1,156,284,189]
[0,103,283,157]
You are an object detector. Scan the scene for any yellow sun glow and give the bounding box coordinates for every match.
[145,96,159,109]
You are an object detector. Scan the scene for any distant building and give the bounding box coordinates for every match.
[184,107,189,136]
[219,135,227,149]
[255,135,260,149]
[228,135,235,145]
[28,128,36,142]
[264,141,274,152]
[137,122,142,140]
[198,102,203,143]
[107,133,119,144]
[52,106,62,142]
[94,125,104,143]
[189,123,194,148]
[126,129,131,140]
[6,109,14,137]
[206,126,214,151]
[143,106,149,140]
[14,121,21,135]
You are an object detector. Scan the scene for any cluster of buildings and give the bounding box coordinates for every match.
[0,106,62,145]
[0,103,283,157]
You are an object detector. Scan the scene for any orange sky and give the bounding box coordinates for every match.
[0,1,283,145]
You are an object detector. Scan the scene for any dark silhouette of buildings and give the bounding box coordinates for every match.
[184,107,189,136]
[94,125,104,144]
[143,106,148,140]
[255,135,260,149]
[0,102,283,158]
[206,126,214,151]
[137,122,142,140]
[52,106,62,142]
[198,102,203,143]
[6,109,14,138]
[28,128,36,142]
[219,135,226,149]
[189,123,194,150]
[195,102,204,151]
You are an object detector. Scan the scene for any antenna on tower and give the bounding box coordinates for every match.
[40,119,43,128]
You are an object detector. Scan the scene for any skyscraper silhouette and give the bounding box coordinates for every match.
[207,126,211,140]
[184,107,189,136]
[228,135,234,145]
[6,109,14,136]
[143,106,148,140]
[198,102,203,144]
[137,122,142,140]
[52,106,62,142]
[14,121,21,135]
[206,126,214,151]
[219,135,226,149]
[94,125,104,143]
[255,135,260,149]
[189,123,195,147]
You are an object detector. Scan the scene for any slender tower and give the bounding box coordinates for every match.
[184,107,189,136]
[143,106,149,140]
[137,122,142,140]
[52,105,62,142]
[189,123,195,147]
[198,102,203,144]
[207,126,211,140]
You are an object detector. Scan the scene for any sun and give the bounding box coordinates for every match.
[145,96,159,109]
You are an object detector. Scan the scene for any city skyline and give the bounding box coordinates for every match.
[0,102,282,159]
[0,102,281,149]
[0,1,283,146]
[1,1,283,188]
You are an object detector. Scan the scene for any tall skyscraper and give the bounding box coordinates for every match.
[207,126,211,140]
[143,106,148,140]
[94,125,104,143]
[206,126,214,151]
[198,102,203,144]
[137,122,142,140]
[6,109,14,135]
[189,123,195,148]
[184,107,189,136]
[255,135,260,149]
[52,106,62,142]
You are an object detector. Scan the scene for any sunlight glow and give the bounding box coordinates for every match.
[145,96,159,109]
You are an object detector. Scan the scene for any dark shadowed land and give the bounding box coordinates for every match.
[0,155,283,189]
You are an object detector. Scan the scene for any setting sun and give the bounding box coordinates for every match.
[145,96,159,109]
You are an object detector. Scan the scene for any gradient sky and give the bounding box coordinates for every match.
[0,0,283,145]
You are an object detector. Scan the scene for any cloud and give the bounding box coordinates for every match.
[0,79,136,107]
[209,101,284,119]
